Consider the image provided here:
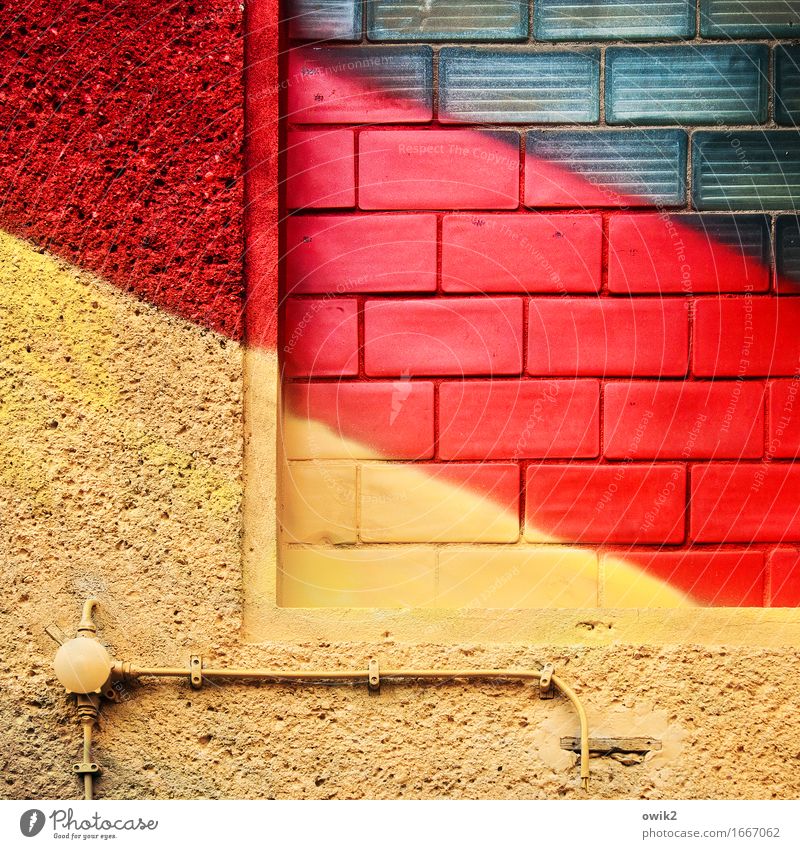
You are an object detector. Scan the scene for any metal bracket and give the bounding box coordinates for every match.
[102,683,121,703]
[73,761,100,776]
[560,736,662,756]
[539,663,554,700]
[44,624,68,646]
[368,659,380,694]
[190,655,203,689]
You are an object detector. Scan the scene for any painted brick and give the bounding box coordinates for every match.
[364,297,523,376]
[287,46,432,124]
[527,299,689,377]
[776,215,800,290]
[535,0,694,41]
[693,131,800,211]
[775,46,800,127]
[606,45,767,126]
[526,464,686,544]
[280,462,357,544]
[693,298,800,378]
[283,381,435,459]
[437,547,598,608]
[768,548,800,606]
[691,464,800,542]
[442,213,602,294]
[280,546,437,607]
[608,214,771,295]
[287,0,361,40]
[283,298,359,377]
[768,380,800,459]
[286,130,355,210]
[602,550,764,607]
[700,0,800,37]
[359,130,519,210]
[525,130,687,208]
[367,0,527,41]
[603,381,765,460]
[285,214,437,295]
[439,379,599,460]
[360,463,520,543]
[439,49,599,125]
[273,1,800,610]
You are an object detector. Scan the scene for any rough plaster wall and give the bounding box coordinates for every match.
[2,0,800,803]
[0,0,245,339]
[0,232,243,798]
[2,230,800,800]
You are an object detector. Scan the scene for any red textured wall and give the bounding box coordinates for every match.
[0,0,244,338]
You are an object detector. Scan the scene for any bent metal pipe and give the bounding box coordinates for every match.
[55,601,591,798]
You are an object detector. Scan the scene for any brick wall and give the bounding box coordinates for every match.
[272,0,800,608]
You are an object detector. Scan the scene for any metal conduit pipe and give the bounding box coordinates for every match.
[120,663,590,790]
[81,720,94,801]
[53,601,592,797]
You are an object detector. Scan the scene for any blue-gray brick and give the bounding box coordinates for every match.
[288,46,433,123]
[525,130,687,207]
[606,45,768,126]
[776,46,800,127]
[682,214,772,262]
[287,0,362,40]
[367,0,527,41]
[701,0,800,37]
[777,216,800,282]
[439,49,599,125]
[535,0,695,41]
[693,131,800,211]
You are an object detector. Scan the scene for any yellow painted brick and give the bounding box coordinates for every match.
[282,411,382,460]
[279,545,437,607]
[280,462,357,544]
[359,464,518,543]
[437,546,598,608]
[601,554,693,607]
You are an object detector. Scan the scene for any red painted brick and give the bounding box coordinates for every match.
[768,548,800,606]
[604,381,765,460]
[608,214,770,294]
[286,47,432,124]
[605,550,764,606]
[431,462,521,512]
[285,215,437,295]
[284,381,434,459]
[439,380,599,460]
[525,464,686,544]
[691,464,800,542]
[286,130,355,209]
[694,298,800,377]
[364,298,523,377]
[768,379,800,458]
[358,130,519,210]
[527,299,689,377]
[283,298,358,377]
[524,131,686,208]
[442,213,602,294]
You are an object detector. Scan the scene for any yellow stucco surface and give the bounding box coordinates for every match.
[4,231,800,800]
